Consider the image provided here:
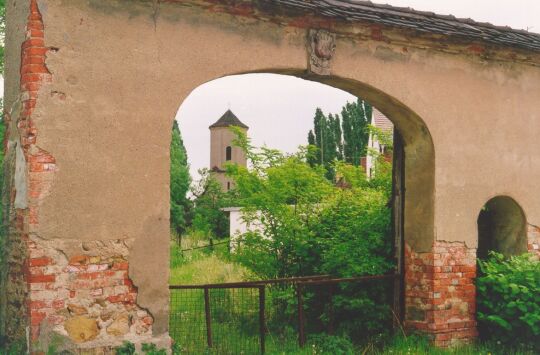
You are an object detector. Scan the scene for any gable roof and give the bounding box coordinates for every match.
[267,0,540,52]
[372,108,393,132]
[209,109,249,129]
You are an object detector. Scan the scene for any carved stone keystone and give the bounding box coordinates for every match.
[308,29,336,75]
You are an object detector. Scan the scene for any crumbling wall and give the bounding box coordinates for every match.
[4,0,540,351]
[3,0,170,351]
[27,237,159,351]
[405,242,478,347]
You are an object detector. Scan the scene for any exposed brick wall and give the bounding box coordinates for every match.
[2,1,164,351]
[404,241,478,347]
[27,238,154,348]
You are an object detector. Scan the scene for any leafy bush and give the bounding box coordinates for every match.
[0,337,25,355]
[115,342,168,355]
[476,252,540,351]
[226,129,395,341]
[309,334,355,355]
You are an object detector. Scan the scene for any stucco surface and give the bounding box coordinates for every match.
[4,1,28,110]
[210,126,248,190]
[13,0,540,338]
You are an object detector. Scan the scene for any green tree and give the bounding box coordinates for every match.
[341,99,371,166]
[190,169,230,240]
[170,121,191,238]
[0,0,5,74]
[307,99,372,179]
[307,109,343,180]
[227,129,395,338]
[228,128,393,279]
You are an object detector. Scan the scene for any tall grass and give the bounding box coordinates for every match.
[169,239,253,285]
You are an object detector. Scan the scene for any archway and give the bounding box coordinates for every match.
[183,70,436,254]
[170,72,435,350]
[477,196,527,259]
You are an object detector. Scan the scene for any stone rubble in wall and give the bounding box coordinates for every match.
[27,237,155,347]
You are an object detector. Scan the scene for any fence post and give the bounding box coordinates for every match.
[297,283,306,348]
[328,284,335,335]
[204,287,213,348]
[259,286,266,354]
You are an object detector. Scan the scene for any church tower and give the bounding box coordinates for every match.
[209,109,249,191]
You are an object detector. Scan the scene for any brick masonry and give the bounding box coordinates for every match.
[27,238,155,350]
[404,241,478,347]
[2,1,167,352]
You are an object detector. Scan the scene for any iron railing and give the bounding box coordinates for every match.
[170,273,399,354]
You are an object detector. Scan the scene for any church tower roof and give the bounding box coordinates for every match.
[209,109,249,129]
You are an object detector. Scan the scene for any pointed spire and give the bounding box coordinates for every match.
[209,109,249,129]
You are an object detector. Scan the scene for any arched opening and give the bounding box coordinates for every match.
[477,196,527,259]
[169,72,435,351]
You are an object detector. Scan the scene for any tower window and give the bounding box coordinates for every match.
[227,182,231,191]
[226,146,232,161]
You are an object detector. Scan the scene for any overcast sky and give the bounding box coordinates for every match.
[177,0,540,179]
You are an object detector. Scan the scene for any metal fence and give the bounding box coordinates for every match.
[170,274,399,354]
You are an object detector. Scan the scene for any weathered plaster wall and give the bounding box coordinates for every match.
[6,0,540,349]
[25,0,308,347]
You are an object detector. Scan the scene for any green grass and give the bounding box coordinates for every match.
[368,334,536,355]
[168,238,534,355]
[169,239,253,285]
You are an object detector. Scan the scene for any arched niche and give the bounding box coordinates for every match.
[477,196,527,259]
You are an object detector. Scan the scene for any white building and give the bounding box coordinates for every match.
[364,108,393,178]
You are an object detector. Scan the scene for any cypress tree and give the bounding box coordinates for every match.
[170,120,191,237]
[307,98,373,174]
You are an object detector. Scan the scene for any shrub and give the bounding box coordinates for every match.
[476,252,540,351]
[309,334,355,355]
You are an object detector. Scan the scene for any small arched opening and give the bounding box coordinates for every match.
[477,196,527,259]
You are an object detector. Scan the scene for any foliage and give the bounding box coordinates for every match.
[308,109,343,179]
[476,252,540,351]
[141,343,167,355]
[115,342,168,355]
[115,341,136,355]
[370,333,536,355]
[225,129,394,338]
[307,99,373,178]
[0,0,5,74]
[169,241,251,285]
[228,128,393,279]
[0,337,25,355]
[170,120,191,236]
[309,334,355,355]
[341,99,372,165]
[190,168,230,240]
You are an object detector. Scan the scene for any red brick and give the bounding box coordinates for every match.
[112,261,129,270]
[69,255,88,265]
[52,299,64,309]
[29,257,52,267]
[77,272,102,280]
[29,274,55,283]
[31,325,40,341]
[22,38,45,48]
[29,300,47,309]
[30,311,46,325]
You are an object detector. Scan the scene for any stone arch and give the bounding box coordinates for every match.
[477,196,527,259]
